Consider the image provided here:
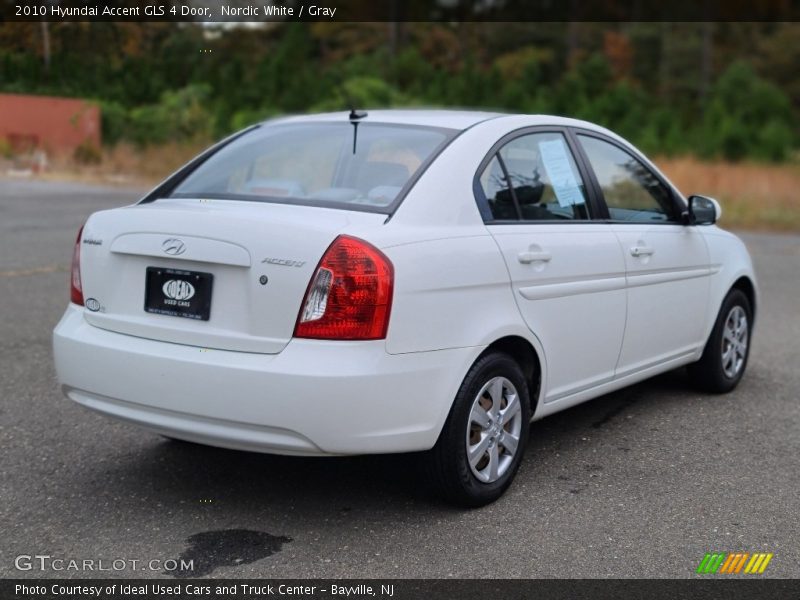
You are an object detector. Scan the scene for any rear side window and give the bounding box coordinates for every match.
[577,135,678,223]
[170,122,452,210]
[478,132,590,221]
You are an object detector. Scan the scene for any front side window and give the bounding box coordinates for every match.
[170,122,452,210]
[479,132,590,221]
[577,135,678,223]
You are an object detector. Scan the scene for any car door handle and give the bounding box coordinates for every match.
[518,250,552,264]
[630,245,654,257]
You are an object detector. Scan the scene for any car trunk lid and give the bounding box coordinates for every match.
[78,198,386,354]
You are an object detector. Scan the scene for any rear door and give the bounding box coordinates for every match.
[478,129,627,402]
[574,132,711,376]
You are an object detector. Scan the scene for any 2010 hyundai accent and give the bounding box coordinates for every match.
[53,110,757,506]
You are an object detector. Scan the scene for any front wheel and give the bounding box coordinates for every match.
[425,352,532,507]
[688,288,752,393]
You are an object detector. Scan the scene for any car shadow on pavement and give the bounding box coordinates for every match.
[74,368,705,515]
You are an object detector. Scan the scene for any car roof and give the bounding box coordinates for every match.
[270,109,503,130]
[267,109,614,135]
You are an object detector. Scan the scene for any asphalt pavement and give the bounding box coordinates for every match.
[1,178,798,579]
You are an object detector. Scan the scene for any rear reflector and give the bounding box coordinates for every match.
[70,225,84,306]
[294,235,393,340]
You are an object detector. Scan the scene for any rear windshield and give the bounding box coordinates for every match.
[169,122,454,211]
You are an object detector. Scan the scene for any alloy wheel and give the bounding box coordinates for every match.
[721,305,748,379]
[466,376,523,483]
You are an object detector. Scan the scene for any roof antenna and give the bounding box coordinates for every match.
[348,104,367,154]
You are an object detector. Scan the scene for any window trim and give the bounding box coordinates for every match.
[473,126,603,225]
[570,128,688,225]
[493,152,524,220]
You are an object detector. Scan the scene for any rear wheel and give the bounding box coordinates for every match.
[688,289,752,393]
[426,352,531,507]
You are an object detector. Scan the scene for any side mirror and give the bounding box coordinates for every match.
[687,195,721,225]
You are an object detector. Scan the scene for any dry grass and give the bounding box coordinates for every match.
[656,157,800,233]
[38,141,209,188]
[105,142,209,182]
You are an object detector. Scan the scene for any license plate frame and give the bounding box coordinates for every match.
[144,267,213,321]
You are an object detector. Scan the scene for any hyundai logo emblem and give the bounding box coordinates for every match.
[162,238,186,256]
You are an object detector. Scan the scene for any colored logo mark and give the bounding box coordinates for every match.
[696,552,773,574]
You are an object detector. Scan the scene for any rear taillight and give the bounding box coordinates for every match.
[70,225,84,306]
[294,235,393,340]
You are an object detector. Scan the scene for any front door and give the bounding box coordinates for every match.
[575,133,711,377]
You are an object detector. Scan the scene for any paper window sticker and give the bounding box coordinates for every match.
[538,138,585,207]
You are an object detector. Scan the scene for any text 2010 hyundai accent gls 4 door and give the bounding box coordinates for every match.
[53,111,757,506]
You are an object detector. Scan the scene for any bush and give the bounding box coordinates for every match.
[702,62,794,162]
[230,107,280,131]
[72,30,794,162]
[100,101,128,146]
[553,54,614,117]
[757,120,794,162]
[73,140,102,164]
[123,85,214,146]
[0,137,12,159]
[637,108,686,156]
[311,77,411,112]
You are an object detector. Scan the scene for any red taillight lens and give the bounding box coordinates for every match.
[294,235,393,340]
[70,225,84,306]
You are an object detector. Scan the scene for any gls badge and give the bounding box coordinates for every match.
[162,280,196,302]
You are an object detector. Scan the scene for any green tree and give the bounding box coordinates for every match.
[702,61,794,161]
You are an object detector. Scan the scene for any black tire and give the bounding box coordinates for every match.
[688,288,752,394]
[425,352,532,507]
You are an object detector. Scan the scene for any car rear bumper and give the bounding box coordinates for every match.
[53,305,476,455]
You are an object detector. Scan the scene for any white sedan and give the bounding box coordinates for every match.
[53,110,757,506]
